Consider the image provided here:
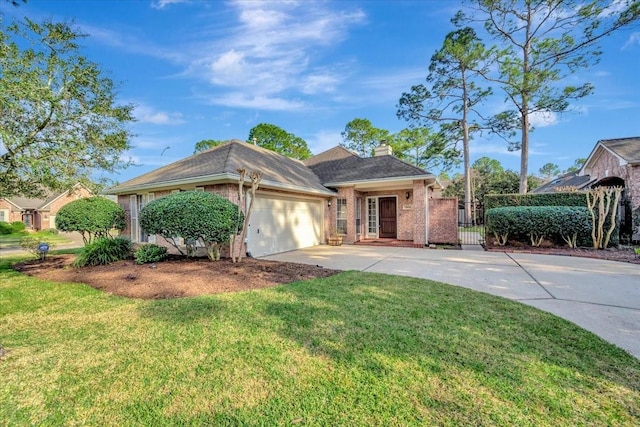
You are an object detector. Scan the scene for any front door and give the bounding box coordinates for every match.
[378,197,397,238]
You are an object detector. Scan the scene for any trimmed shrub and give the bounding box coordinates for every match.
[486,206,591,247]
[485,192,588,211]
[20,236,57,259]
[56,197,126,245]
[73,236,132,267]
[139,191,243,261]
[485,191,618,247]
[11,221,26,233]
[0,222,12,235]
[134,244,168,264]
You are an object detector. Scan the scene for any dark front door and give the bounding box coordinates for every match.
[379,197,397,238]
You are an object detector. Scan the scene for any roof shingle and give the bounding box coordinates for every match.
[108,140,331,194]
[600,137,640,163]
[305,147,433,184]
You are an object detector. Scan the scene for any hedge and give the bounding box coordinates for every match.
[486,206,592,247]
[484,191,618,246]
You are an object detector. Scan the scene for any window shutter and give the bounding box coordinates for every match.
[146,193,155,243]
[130,195,138,242]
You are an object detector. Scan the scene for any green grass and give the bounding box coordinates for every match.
[459,225,486,235]
[0,231,70,249]
[1,255,639,426]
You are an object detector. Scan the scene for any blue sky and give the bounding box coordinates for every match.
[5,0,640,183]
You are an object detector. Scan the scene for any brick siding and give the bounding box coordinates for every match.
[428,198,458,244]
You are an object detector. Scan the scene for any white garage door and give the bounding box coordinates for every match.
[247,194,323,257]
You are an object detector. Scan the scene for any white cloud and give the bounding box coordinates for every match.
[185,1,365,108]
[151,0,190,10]
[529,111,558,128]
[79,24,185,63]
[301,73,340,94]
[307,129,343,154]
[205,93,306,111]
[623,32,640,49]
[134,104,185,125]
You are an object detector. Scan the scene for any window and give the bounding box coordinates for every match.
[355,197,362,234]
[131,193,155,243]
[195,186,205,192]
[336,198,347,235]
[367,198,377,236]
[23,213,32,228]
[0,209,8,223]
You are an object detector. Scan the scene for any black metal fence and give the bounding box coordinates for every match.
[458,204,485,246]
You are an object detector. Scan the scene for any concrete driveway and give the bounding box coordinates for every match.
[262,245,640,359]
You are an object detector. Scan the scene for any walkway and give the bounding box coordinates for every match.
[262,245,640,359]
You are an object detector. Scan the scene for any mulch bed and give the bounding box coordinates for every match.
[13,255,340,300]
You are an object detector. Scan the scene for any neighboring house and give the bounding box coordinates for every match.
[0,183,93,230]
[533,136,640,239]
[106,140,455,258]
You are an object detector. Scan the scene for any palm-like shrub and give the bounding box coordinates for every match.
[73,236,132,267]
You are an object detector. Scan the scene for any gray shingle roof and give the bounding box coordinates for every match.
[305,146,433,185]
[108,140,332,194]
[531,172,593,193]
[5,191,67,210]
[600,137,640,163]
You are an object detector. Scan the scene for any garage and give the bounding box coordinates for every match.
[247,193,324,257]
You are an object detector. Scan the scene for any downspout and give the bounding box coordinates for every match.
[425,181,437,244]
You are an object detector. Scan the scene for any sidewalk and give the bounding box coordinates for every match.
[0,232,85,257]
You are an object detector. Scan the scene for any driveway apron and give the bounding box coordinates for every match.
[262,245,640,359]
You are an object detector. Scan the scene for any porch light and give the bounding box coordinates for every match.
[327,200,332,207]
[405,192,411,200]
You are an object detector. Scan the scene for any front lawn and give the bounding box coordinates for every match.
[1,255,638,426]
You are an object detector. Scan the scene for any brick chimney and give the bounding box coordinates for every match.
[374,141,393,156]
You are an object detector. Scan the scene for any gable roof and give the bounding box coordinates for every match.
[305,146,436,186]
[107,140,334,196]
[582,137,640,174]
[3,183,91,211]
[600,137,640,164]
[531,171,594,193]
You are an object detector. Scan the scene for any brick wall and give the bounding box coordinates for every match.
[0,199,21,224]
[428,198,458,244]
[585,148,639,212]
[412,180,426,246]
[43,186,93,230]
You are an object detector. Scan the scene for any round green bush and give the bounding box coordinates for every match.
[134,243,168,264]
[139,191,243,260]
[73,236,132,267]
[0,222,12,235]
[56,197,125,244]
[11,221,26,233]
[486,205,591,247]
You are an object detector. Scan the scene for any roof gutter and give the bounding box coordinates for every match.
[323,174,439,188]
[105,172,336,197]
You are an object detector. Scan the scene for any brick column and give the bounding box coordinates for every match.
[413,180,426,246]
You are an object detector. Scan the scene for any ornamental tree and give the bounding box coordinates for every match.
[139,191,243,261]
[0,18,134,199]
[55,196,126,245]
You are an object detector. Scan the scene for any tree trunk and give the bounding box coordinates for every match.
[462,80,472,224]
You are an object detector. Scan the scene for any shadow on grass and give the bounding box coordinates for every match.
[138,296,229,324]
[265,272,640,389]
[133,269,640,424]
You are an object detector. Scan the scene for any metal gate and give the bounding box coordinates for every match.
[458,204,485,246]
[458,223,485,245]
